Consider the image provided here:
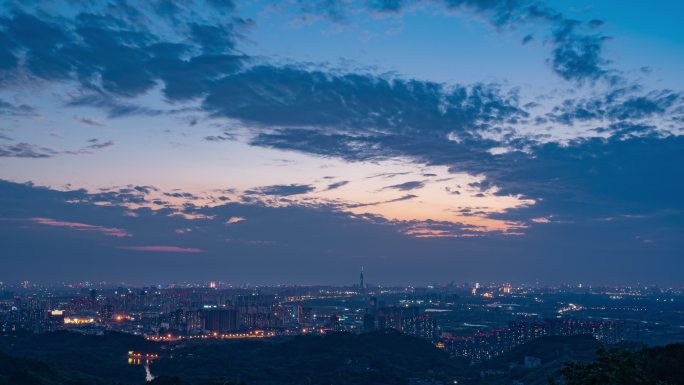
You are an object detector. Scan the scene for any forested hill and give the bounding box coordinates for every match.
[0,330,683,385]
[152,329,466,385]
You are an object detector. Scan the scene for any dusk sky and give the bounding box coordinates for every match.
[1,0,683,286]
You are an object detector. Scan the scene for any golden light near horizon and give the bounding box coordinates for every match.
[54,158,536,237]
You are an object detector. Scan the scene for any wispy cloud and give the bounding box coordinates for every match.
[324,180,349,191]
[2,178,683,284]
[382,181,425,191]
[85,139,114,150]
[0,143,57,158]
[347,194,418,208]
[204,132,237,142]
[225,216,246,225]
[246,184,315,196]
[28,217,131,237]
[74,115,104,127]
[118,246,203,253]
[307,0,617,83]
[0,98,35,117]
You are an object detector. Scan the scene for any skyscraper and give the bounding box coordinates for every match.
[359,267,364,290]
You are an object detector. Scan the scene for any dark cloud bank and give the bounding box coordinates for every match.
[1,178,682,285]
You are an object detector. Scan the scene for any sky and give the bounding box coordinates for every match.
[0,0,683,286]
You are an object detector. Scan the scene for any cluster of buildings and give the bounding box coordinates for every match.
[3,277,666,364]
[443,318,623,362]
[0,278,443,341]
[361,298,439,339]
[1,287,312,335]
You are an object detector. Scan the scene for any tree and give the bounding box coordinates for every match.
[549,346,657,385]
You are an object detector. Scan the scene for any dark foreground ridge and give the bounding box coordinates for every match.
[0,330,682,385]
[152,329,463,384]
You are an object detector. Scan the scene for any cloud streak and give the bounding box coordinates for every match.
[247,184,315,196]
[382,180,425,191]
[28,217,132,237]
[324,180,349,191]
[119,245,203,253]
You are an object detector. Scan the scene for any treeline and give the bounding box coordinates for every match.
[1,329,682,385]
[550,343,684,385]
[0,329,464,385]
[151,329,466,385]
[0,330,158,385]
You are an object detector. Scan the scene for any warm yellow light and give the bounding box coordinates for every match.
[64,317,95,325]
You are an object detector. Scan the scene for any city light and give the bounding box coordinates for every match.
[63,317,95,325]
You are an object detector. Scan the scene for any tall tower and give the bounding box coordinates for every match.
[359,267,364,290]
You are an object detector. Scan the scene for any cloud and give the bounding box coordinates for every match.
[454,1,614,82]
[548,19,611,83]
[163,191,198,199]
[247,184,315,196]
[401,220,484,238]
[204,66,524,134]
[445,187,461,195]
[1,1,672,151]
[0,142,57,158]
[485,135,684,224]
[546,86,684,128]
[189,22,238,54]
[206,0,237,12]
[67,92,168,118]
[0,0,683,285]
[293,0,614,83]
[74,116,105,127]
[118,245,203,253]
[192,64,680,175]
[347,194,418,208]
[91,186,151,204]
[387,194,418,203]
[369,0,406,13]
[27,217,132,237]
[0,4,246,114]
[1,2,669,241]
[382,180,425,191]
[225,216,246,224]
[220,66,681,229]
[0,99,35,116]
[325,180,349,191]
[1,179,683,284]
[204,132,237,142]
[85,139,115,150]
[367,172,411,179]
[62,139,116,156]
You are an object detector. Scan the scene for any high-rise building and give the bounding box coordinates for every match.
[363,313,375,332]
[401,316,438,340]
[299,306,314,324]
[99,303,114,325]
[90,289,97,310]
[203,308,238,333]
[185,310,204,334]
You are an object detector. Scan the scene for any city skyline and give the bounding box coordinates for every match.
[2,276,681,384]
[1,1,683,285]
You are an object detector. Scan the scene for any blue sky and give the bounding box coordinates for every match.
[0,0,682,286]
